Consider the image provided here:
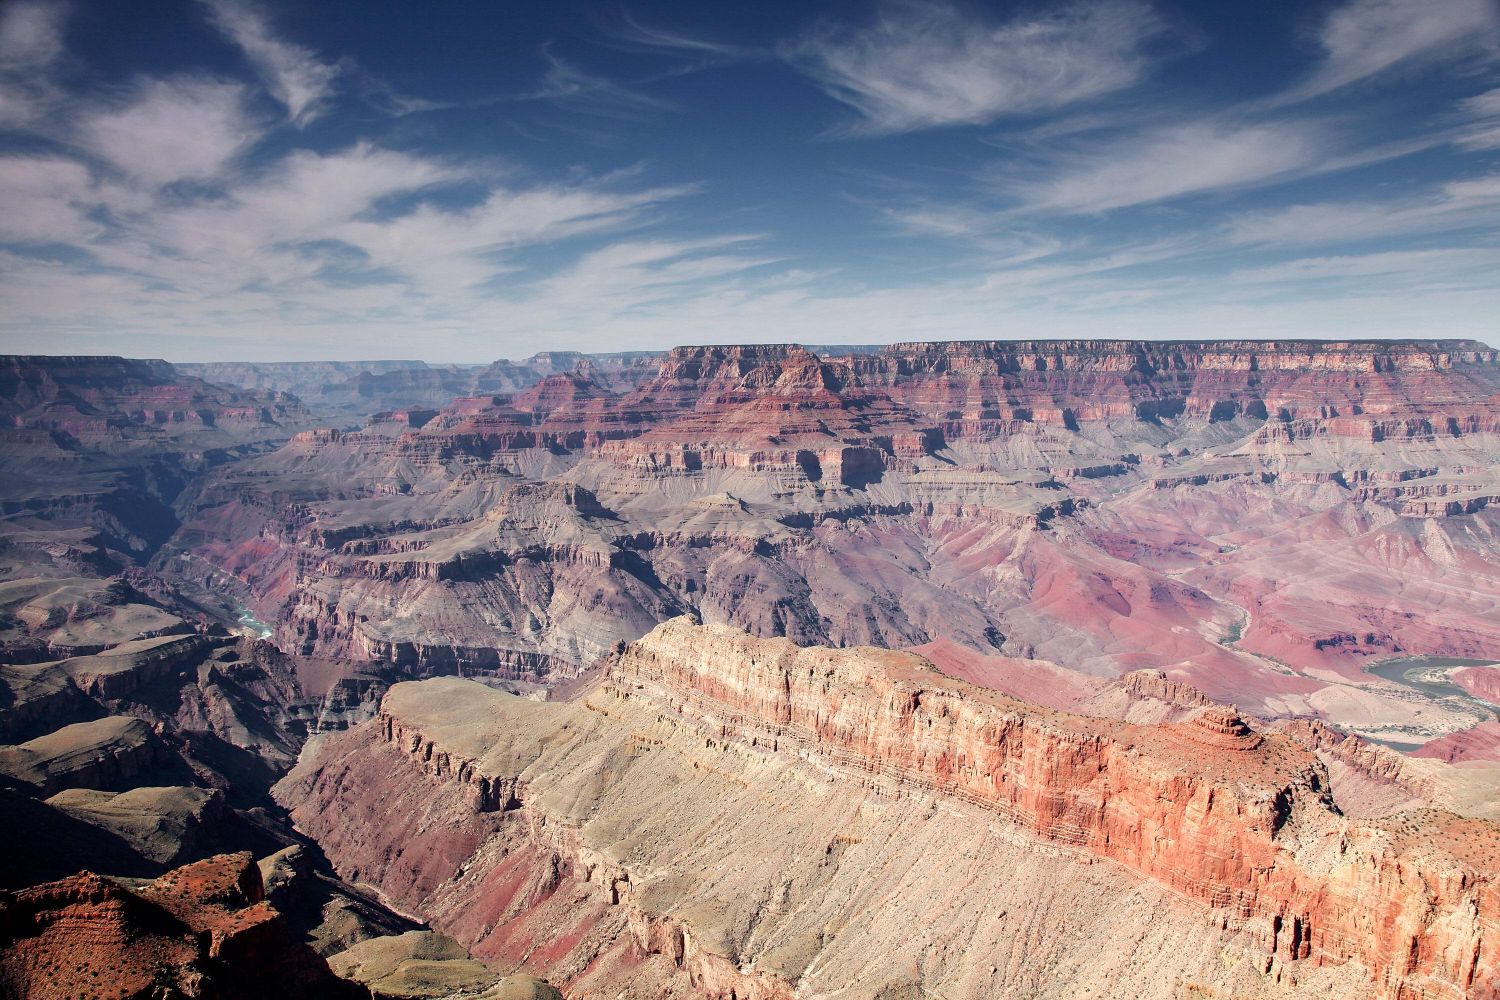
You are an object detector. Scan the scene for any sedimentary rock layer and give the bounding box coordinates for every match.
[278,620,1500,999]
[0,852,364,999]
[167,339,1500,750]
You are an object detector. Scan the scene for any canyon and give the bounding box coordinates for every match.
[278,619,1500,999]
[3,340,1500,998]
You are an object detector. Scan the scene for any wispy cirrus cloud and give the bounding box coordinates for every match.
[1225,247,1500,291]
[1228,173,1500,247]
[596,10,750,63]
[1286,0,1499,102]
[785,0,1174,135]
[76,77,261,186]
[0,1,769,356]
[526,48,677,117]
[0,0,69,126]
[1456,86,1500,149]
[4,0,1500,359]
[199,0,340,125]
[1000,120,1331,214]
[0,130,754,352]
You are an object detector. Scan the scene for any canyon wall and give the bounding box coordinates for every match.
[165,339,1500,746]
[609,620,1498,995]
[277,620,1500,1000]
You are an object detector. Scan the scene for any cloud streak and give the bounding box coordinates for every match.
[1001,120,1331,213]
[1228,174,1500,247]
[78,77,260,186]
[200,0,340,125]
[0,0,69,126]
[1287,0,1499,102]
[1456,87,1500,150]
[525,49,677,118]
[786,0,1171,134]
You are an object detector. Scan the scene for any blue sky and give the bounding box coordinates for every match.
[0,0,1497,361]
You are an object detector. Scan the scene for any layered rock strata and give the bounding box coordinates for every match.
[0,852,366,999]
[278,620,1500,1000]
[167,339,1500,735]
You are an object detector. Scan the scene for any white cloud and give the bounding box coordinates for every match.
[787,0,1169,134]
[0,0,69,126]
[335,178,695,295]
[77,77,259,186]
[526,235,774,307]
[600,11,747,62]
[2,0,1499,359]
[5,213,1499,359]
[1006,121,1328,213]
[528,51,676,117]
[0,128,726,338]
[0,0,66,68]
[1226,247,1500,287]
[0,157,95,243]
[1292,0,1499,101]
[200,0,339,125]
[1456,87,1500,149]
[1228,173,1500,247]
[75,143,464,297]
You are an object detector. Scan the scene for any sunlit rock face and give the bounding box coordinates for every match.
[275,621,1500,1000]
[165,340,1500,746]
[6,340,1500,1000]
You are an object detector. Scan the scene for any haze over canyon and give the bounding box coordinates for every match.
[2,339,1499,999]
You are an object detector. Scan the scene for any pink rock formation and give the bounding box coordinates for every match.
[1414,722,1500,763]
[164,339,1500,749]
[279,621,1500,999]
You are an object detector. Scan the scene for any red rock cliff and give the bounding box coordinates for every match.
[606,619,1499,999]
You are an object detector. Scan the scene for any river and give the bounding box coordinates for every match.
[235,605,274,640]
[1361,655,1499,751]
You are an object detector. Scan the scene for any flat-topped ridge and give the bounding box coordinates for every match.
[335,620,1500,997]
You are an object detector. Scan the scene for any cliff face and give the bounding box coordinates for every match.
[0,852,365,1000]
[848,339,1500,437]
[0,356,310,445]
[0,355,319,591]
[277,621,1500,1000]
[0,716,170,796]
[178,352,668,425]
[164,339,1500,742]
[609,620,1497,995]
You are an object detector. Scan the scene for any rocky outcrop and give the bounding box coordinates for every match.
[329,930,564,1000]
[846,339,1500,436]
[0,852,367,999]
[174,360,431,397]
[177,353,668,425]
[280,622,1500,1000]
[607,621,1494,995]
[45,785,229,865]
[0,716,170,796]
[1456,665,1500,707]
[0,659,98,744]
[380,711,523,813]
[0,356,309,445]
[166,339,1500,701]
[56,633,211,699]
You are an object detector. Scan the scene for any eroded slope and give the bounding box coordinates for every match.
[277,620,1500,999]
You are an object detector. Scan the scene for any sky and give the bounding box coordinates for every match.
[0,0,1497,362]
